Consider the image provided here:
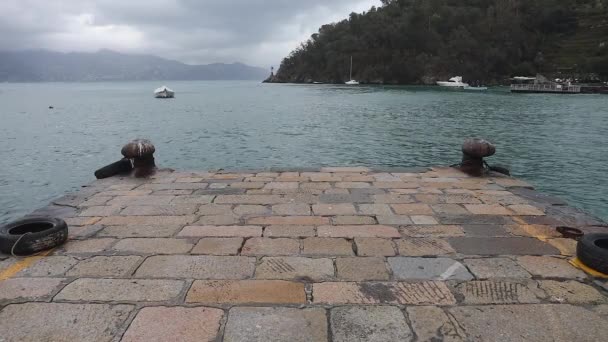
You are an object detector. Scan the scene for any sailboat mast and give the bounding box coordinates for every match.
[349,56,353,80]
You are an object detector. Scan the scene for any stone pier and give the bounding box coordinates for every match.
[1,166,607,341]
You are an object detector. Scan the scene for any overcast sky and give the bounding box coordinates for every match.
[0,0,380,67]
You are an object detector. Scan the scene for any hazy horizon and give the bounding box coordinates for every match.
[0,0,380,68]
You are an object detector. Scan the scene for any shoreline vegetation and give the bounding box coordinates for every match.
[267,0,608,85]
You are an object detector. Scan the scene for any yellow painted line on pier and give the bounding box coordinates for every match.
[0,250,52,281]
[570,258,608,279]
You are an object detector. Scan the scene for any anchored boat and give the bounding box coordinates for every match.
[437,76,469,88]
[345,56,359,85]
[154,86,175,98]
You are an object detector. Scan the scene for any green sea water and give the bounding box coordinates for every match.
[0,81,606,223]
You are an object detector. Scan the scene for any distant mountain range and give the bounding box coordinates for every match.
[0,49,269,82]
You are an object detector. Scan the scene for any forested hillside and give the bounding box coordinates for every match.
[273,0,608,84]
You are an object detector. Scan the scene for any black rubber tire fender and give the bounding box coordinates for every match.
[0,217,68,255]
[576,233,608,274]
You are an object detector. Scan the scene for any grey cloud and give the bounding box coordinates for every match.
[0,0,380,67]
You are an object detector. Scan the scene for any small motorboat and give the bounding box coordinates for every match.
[345,80,360,85]
[437,76,469,88]
[154,86,175,98]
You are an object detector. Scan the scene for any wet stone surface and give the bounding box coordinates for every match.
[1,167,606,341]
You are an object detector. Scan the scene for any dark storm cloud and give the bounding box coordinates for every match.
[0,0,380,66]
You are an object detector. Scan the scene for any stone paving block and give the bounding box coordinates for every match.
[248,216,329,225]
[0,278,65,301]
[120,204,198,216]
[342,175,375,182]
[456,280,542,304]
[0,303,133,342]
[175,177,204,183]
[66,256,142,277]
[79,206,122,217]
[449,304,608,341]
[78,196,113,207]
[195,188,246,195]
[325,188,350,194]
[410,215,439,225]
[65,217,101,226]
[272,203,311,215]
[401,225,465,237]
[388,257,473,280]
[153,189,194,195]
[508,204,545,216]
[264,182,299,190]
[438,215,513,225]
[313,281,456,305]
[331,216,376,225]
[539,280,606,304]
[464,204,513,215]
[431,204,470,216]
[215,195,289,204]
[189,235,242,253]
[302,238,354,256]
[122,306,223,342]
[107,195,175,206]
[140,183,209,191]
[223,307,327,342]
[230,182,265,189]
[196,204,233,215]
[377,215,413,225]
[68,224,104,239]
[354,238,396,256]
[171,195,215,204]
[358,203,394,216]
[336,257,389,280]
[97,190,153,196]
[391,203,433,215]
[97,224,182,238]
[255,257,334,280]
[448,237,559,255]
[194,214,240,225]
[135,255,255,279]
[99,215,195,226]
[546,238,577,256]
[317,225,400,238]
[264,225,316,237]
[464,258,531,279]
[331,306,412,342]
[312,203,356,215]
[373,194,414,204]
[179,225,262,237]
[16,256,78,277]
[319,193,372,203]
[507,224,562,239]
[406,306,466,342]
[517,256,586,279]
[61,238,116,253]
[462,224,511,237]
[335,182,371,189]
[300,182,331,190]
[231,204,268,216]
[55,278,185,302]
[112,238,193,254]
[186,280,306,304]
[396,238,455,256]
[351,187,386,195]
[241,238,300,256]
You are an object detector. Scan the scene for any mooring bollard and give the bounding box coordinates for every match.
[121,139,157,178]
[459,138,496,176]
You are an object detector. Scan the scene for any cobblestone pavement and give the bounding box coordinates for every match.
[1,167,607,341]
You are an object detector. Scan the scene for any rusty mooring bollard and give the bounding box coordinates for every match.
[459,138,496,176]
[121,139,156,178]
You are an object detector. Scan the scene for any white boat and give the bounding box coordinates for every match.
[437,76,469,88]
[345,56,359,85]
[154,86,174,98]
